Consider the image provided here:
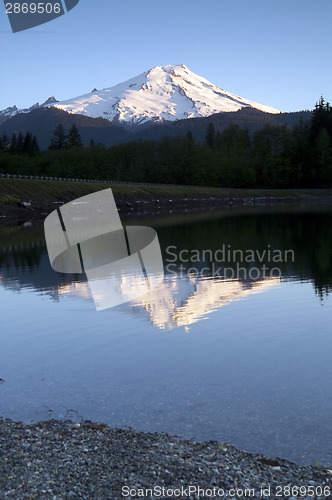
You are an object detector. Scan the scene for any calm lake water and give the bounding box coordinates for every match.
[1,203,332,466]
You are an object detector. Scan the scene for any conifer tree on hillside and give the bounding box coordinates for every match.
[0,132,8,151]
[30,135,40,156]
[68,124,82,147]
[186,130,193,142]
[49,124,67,149]
[310,96,332,144]
[22,132,32,154]
[205,123,216,149]
[9,132,17,154]
[17,131,24,155]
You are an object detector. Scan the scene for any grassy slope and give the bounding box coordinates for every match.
[2,178,332,206]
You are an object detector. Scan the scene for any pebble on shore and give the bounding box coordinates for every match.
[0,419,331,499]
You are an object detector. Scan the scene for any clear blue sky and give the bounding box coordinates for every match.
[1,0,331,112]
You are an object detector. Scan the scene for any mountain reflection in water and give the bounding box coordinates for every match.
[1,206,332,467]
[0,249,279,330]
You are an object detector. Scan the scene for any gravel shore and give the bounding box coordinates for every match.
[0,194,324,222]
[0,419,331,499]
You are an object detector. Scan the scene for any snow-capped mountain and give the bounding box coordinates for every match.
[0,96,58,119]
[50,64,280,124]
[0,65,280,125]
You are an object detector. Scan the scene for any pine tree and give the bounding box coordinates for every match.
[17,131,24,155]
[68,124,82,147]
[310,96,332,144]
[22,132,32,154]
[315,128,332,187]
[9,132,17,154]
[205,123,216,149]
[0,132,9,151]
[49,124,67,149]
[30,135,40,156]
[186,130,193,142]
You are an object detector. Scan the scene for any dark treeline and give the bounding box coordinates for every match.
[0,98,331,188]
[0,130,40,157]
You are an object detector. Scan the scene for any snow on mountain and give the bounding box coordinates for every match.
[49,64,280,125]
[0,96,58,119]
[0,65,280,124]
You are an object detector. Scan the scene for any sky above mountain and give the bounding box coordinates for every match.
[1,0,331,113]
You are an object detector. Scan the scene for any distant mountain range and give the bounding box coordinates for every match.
[1,64,280,124]
[0,96,58,122]
[0,64,312,148]
[0,107,135,148]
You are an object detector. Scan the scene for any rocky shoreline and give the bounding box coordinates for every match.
[0,419,331,499]
[1,193,330,223]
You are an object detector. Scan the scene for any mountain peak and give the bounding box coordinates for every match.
[0,96,58,119]
[0,65,280,124]
[42,96,58,106]
[49,64,280,124]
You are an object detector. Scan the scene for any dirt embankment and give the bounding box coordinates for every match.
[1,179,332,222]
